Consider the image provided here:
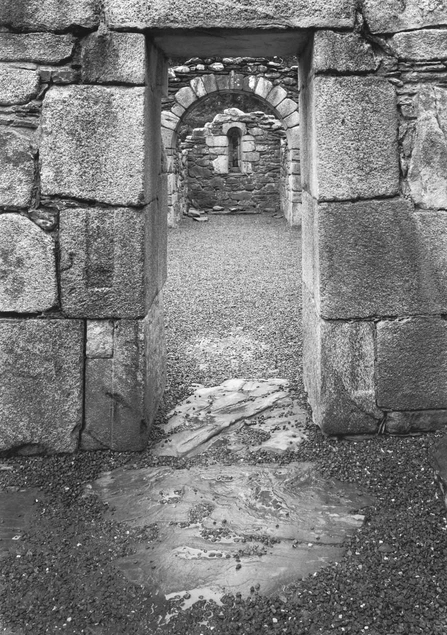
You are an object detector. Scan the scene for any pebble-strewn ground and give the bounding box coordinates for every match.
[0,214,446,635]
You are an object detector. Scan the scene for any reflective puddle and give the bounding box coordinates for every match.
[92,461,375,606]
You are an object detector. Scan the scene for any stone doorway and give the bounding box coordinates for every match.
[1,0,446,454]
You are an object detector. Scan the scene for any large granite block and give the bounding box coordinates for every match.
[305,76,399,201]
[0,0,99,31]
[363,0,447,34]
[0,64,39,106]
[0,319,83,454]
[408,85,447,210]
[391,29,447,61]
[40,85,146,206]
[0,33,74,64]
[0,215,57,313]
[0,128,34,207]
[303,287,381,435]
[81,32,146,85]
[81,294,166,451]
[317,198,447,319]
[312,31,378,73]
[104,0,356,30]
[377,318,447,410]
[60,207,146,318]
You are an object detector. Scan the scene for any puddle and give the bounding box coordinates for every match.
[0,488,41,559]
[92,462,375,606]
[154,378,308,457]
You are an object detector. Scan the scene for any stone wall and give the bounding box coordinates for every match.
[0,18,167,454]
[301,15,447,436]
[182,108,284,213]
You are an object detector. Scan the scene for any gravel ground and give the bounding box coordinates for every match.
[0,214,446,635]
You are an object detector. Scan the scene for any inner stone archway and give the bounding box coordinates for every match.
[161,65,301,227]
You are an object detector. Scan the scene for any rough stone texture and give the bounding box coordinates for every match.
[408,85,447,210]
[363,0,447,34]
[145,292,166,424]
[82,319,147,451]
[81,294,165,451]
[316,198,447,319]
[81,32,146,85]
[312,31,378,73]
[377,318,447,410]
[86,320,114,358]
[0,215,57,313]
[0,128,34,207]
[0,0,99,31]
[60,208,146,319]
[40,85,146,206]
[431,434,447,509]
[303,288,382,435]
[0,64,39,106]
[385,410,447,435]
[0,33,74,64]
[0,319,83,454]
[105,0,356,30]
[307,76,399,201]
[391,29,447,61]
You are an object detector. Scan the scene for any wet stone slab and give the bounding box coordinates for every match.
[91,462,375,607]
[0,485,41,559]
[154,378,308,457]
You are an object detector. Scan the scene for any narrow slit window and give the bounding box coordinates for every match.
[227,127,242,172]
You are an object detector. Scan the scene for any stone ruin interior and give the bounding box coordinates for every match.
[1,0,447,627]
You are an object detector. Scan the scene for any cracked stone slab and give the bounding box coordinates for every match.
[153,379,308,457]
[91,462,375,604]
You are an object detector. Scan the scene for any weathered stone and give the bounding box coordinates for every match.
[254,77,273,99]
[306,76,399,201]
[0,319,83,454]
[313,31,378,72]
[86,320,114,358]
[0,64,39,106]
[82,319,147,451]
[363,0,447,34]
[385,410,447,435]
[267,85,288,107]
[316,197,447,319]
[40,85,146,206]
[391,29,447,61]
[275,97,298,119]
[104,0,356,30]
[174,86,197,109]
[377,318,447,410]
[303,288,381,435]
[190,76,207,98]
[0,128,34,207]
[60,207,146,318]
[0,0,99,31]
[81,32,146,85]
[202,74,218,94]
[161,111,180,131]
[0,33,74,64]
[0,215,57,313]
[81,294,165,451]
[145,292,166,423]
[408,85,447,210]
